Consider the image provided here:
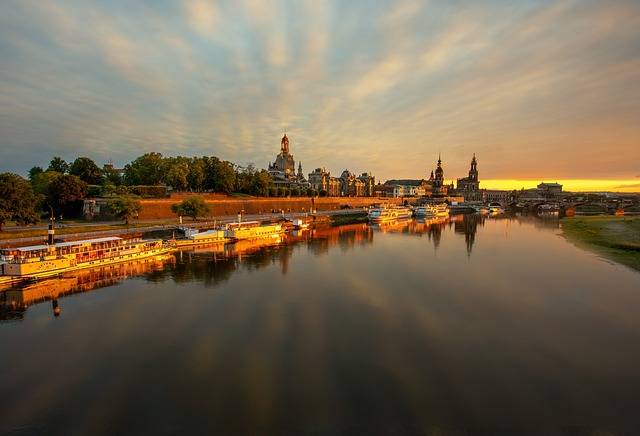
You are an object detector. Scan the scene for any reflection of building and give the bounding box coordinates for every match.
[456,155,481,201]
[454,213,483,256]
[268,134,309,189]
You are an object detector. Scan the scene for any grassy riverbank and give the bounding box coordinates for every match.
[561,216,640,271]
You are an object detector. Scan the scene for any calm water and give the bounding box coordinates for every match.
[1,215,640,435]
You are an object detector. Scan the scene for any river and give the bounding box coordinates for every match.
[1,215,639,435]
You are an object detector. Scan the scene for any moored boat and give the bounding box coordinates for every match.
[414,203,449,218]
[0,236,170,279]
[173,227,229,247]
[224,221,284,240]
[368,205,413,223]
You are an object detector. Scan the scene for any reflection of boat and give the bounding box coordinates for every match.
[368,205,413,223]
[224,235,283,257]
[224,221,284,240]
[538,204,559,216]
[369,219,411,232]
[1,254,173,319]
[414,203,449,218]
[488,203,504,215]
[0,237,170,280]
[292,219,309,230]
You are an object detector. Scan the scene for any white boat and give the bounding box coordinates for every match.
[368,205,413,223]
[414,203,449,218]
[488,203,505,215]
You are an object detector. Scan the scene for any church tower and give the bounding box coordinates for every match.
[434,154,444,187]
[469,154,478,181]
[281,133,290,154]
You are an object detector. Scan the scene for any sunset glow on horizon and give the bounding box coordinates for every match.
[0,0,638,187]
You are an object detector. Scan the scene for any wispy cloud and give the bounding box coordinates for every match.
[0,0,638,182]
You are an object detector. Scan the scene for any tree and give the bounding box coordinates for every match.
[109,196,142,224]
[203,157,236,193]
[0,173,41,231]
[31,170,61,196]
[47,174,88,217]
[70,157,103,185]
[164,157,190,191]
[251,170,272,196]
[124,152,164,185]
[47,156,69,174]
[188,158,205,191]
[103,166,123,186]
[28,166,44,182]
[171,196,211,221]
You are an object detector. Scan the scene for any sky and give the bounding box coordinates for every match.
[0,0,639,191]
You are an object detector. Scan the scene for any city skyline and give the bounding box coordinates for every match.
[1,0,639,191]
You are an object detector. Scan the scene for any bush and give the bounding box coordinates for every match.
[130,185,168,198]
[171,196,211,221]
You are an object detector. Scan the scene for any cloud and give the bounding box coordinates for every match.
[0,0,638,182]
[186,0,219,38]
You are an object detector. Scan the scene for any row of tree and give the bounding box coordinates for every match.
[28,153,275,195]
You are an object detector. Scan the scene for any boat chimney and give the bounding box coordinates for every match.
[48,211,55,245]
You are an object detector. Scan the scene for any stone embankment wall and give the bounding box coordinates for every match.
[138,195,402,220]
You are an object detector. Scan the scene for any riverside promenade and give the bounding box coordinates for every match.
[0,209,367,247]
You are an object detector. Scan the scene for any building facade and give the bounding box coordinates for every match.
[339,170,365,197]
[456,154,481,201]
[308,167,340,196]
[268,134,308,188]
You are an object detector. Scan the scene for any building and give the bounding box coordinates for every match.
[484,189,512,205]
[383,179,429,197]
[428,154,451,196]
[357,173,376,197]
[456,154,481,201]
[537,182,563,197]
[308,167,340,196]
[267,134,308,189]
[373,183,396,197]
[339,170,365,197]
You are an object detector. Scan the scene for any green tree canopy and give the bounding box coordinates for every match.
[188,158,206,191]
[164,157,190,191]
[70,157,103,185]
[171,196,211,221]
[47,156,69,174]
[47,174,88,217]
[124,152,165,185]
[0,173,41,231]
[28,166,44,182]
[109,196,142,224]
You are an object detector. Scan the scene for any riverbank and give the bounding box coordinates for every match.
[561,216,640,271]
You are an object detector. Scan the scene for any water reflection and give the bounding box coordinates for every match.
[2,216,640,435]
[0,216,563,321]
